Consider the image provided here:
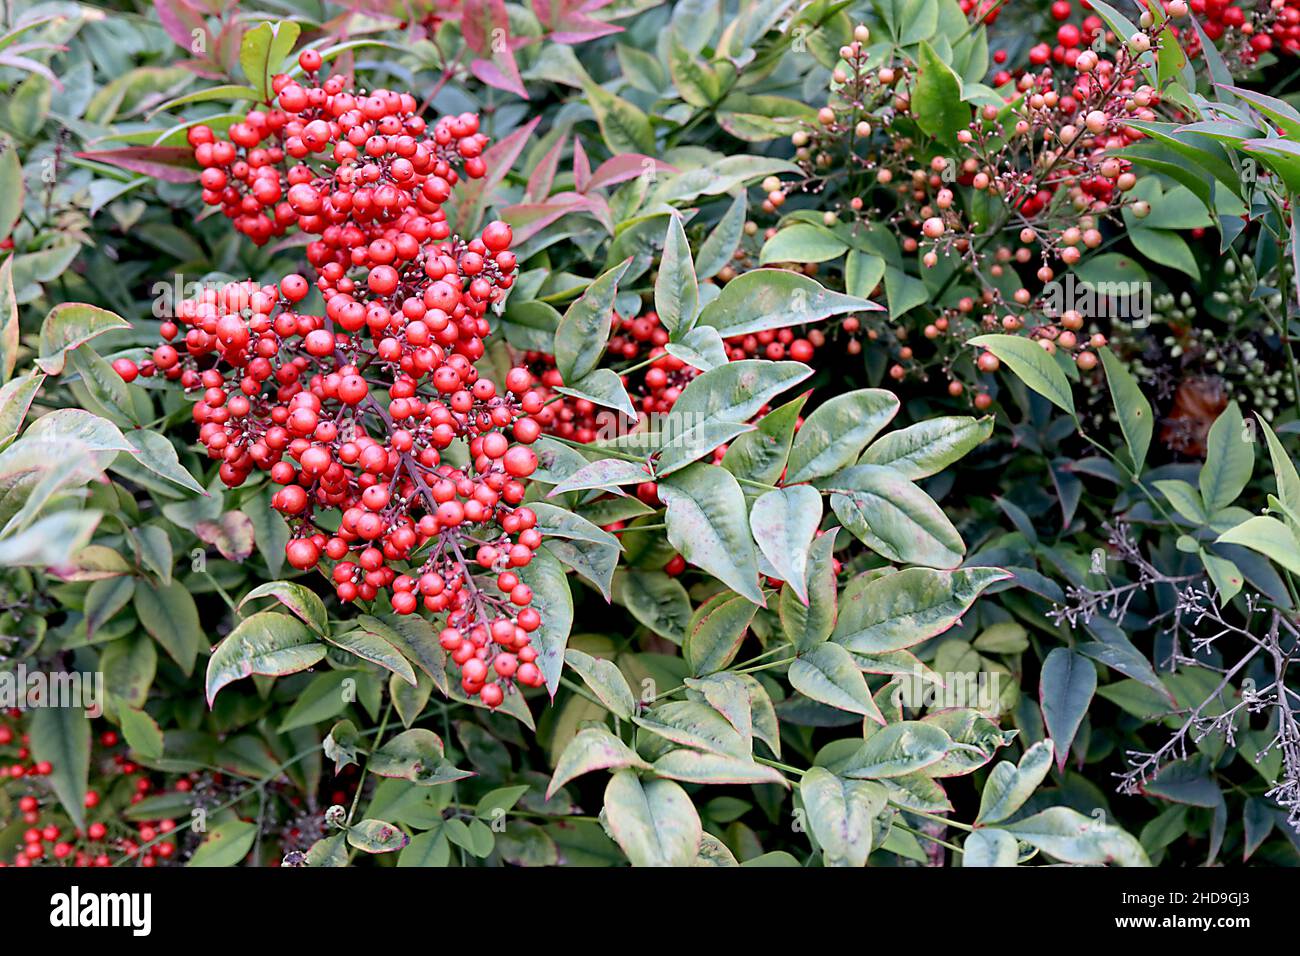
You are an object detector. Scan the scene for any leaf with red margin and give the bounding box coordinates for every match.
[77,147,200,183]
[572,136,592,192]
[587,153,678,192]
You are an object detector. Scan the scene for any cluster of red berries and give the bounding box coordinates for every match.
[0,720,179,867]
[523,311,819,443]
[117,53,547,707]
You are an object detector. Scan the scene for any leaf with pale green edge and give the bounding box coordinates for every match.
[548,727,651,798]
[655,214,698,336]
[695,268,880,338]
[684,590,758,676]
[1199,401,1253,513]
[860,415,994,480]
[25,407,133,453]
[554,258,632,384]
[347,819,410,854]
[187,820,257,867]
[683,672,753,746]
[327,626,417,686]
[0,510,101,567]
[695,192,746,280]
[780,529,839,649]
[840,721,952,779]
[665,325,729,371]
[614,569,691,642]
[368,729,472,786]
[603,770,701,867]
[240,581,328,634]
[564,648,636,718]
[547,457,649,497]
[721,392,807,486]
[975,739,1055,825]
[657,359,812,474]
[749,485,822,602]
[659,462,763,605]
[119,705,164,760]
[969,334,1075,415]
[133,578,200,675]
[1216,516,1300,576]
[633,700,749,758]
[824,464,965,568]
[832,566,1009,655]
[29,704,90,829]
[962,828,1020,867]
[786,388,900,483]
[800,767,887,867]
[1003,807,1150,866]
[35,303,131,375]
[0,373,44,448]
[556,367,637,420]
[651,749,787,786]
[205,611,327,706]
[790,643,885,723]
[512,546,573,698]
[323,719,363,773]
[1040,648,1096,770]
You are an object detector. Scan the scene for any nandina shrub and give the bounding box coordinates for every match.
[0,0,1296,871]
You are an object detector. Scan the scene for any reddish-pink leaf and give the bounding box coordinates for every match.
[526,137,566,202]
[572,136,591,193]
[76,147,200,183]
[587,153,677,192]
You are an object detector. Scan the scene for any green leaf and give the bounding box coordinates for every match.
[133,579,200,675]
[1003,807,1150,866]
[975,739,1055,825]
[860,415,993,479]
[29,704,91,830]
[564,648,636,718]
[696,269,880,338]
[1098,347,1152,474]
[721,393,807,486]
[368,729,472,786]
[968,334,1075,415]
[614,570,692,642]
[786,388,900,483]
[840,721,952,779]
[36,303,130,375]
[760,222,850,265]
[548,727,651,797]
[824,464,965,568]
[126,429,206,495]
[800,767,887,867]
[187,820,257,867]
[790,643,885,723]
[0,257,19,383]
[0,144,24,246]
[581,80,656,154]
[329,623,416,686]
[554,259,632,384]
[779,528,839,650]
[651,749,786,786]
[633,700,748,757]
[603,770,701,867]
[684,590,758,676]
[1154,479,1207,524]
[655,214,699,336]
[517,546,574,696]
[749,485,823,603]
[660,462,763,605]
[831,566,1010,654]
[962,828,1020,867]
[1216,516,1300,576]
[1257,416,1300,531]
[556,367,637,421]
[239,581,329,634]
[204,611,327,706]
[119,706,164,760]
[239,20,301,100]
[348,819,410,854]
[1039,648,1096,770]
[1199,401,1253,513]
[548,458,650,497]
[913,41,970,147]
[695,192,746,280]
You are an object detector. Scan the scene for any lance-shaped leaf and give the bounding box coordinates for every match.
[785,389,899,484]
[800,767,887,867]
[824,464,965,569]
[603,770,701,867]
[1039,648,1096,770]
[969,334,1076,416]
[789,643,885,724]
[655,213,698,335]
[204,611,327,706]
[975,739,1055,825]
[696,269,880,338]
[564,648,636,718]
[683,590,758,676]
[779,528,839,649]
[859,415,994,480]
[554,259,631,383]
[840,721,952,779]
[659,463,764,605]
[749,484,822,604]
[548,727,651,798]
[1003,807,1150,866]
